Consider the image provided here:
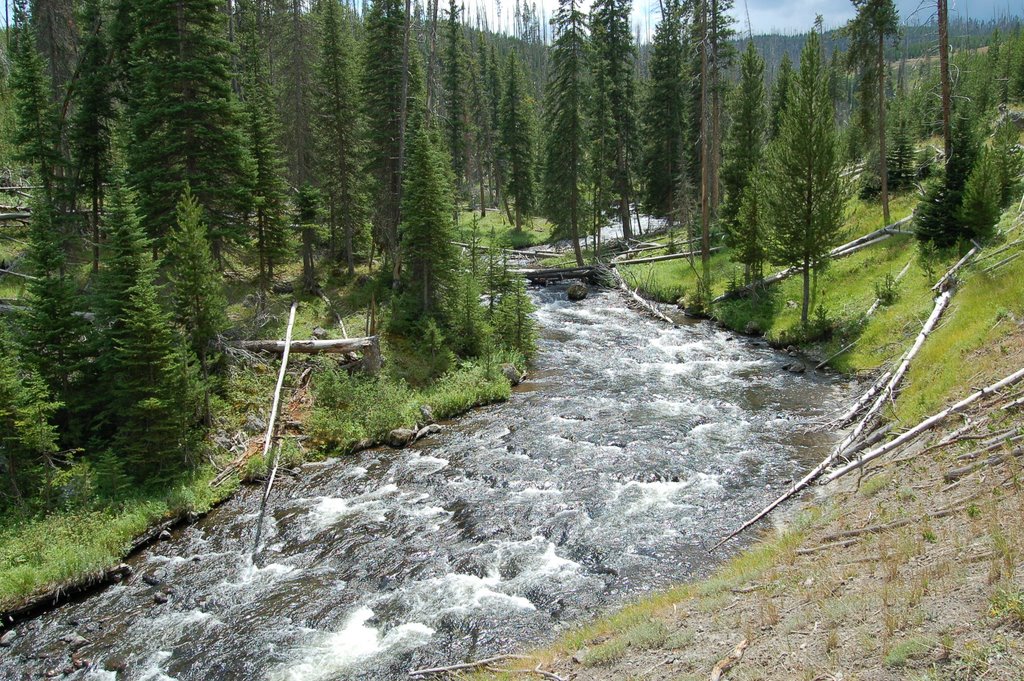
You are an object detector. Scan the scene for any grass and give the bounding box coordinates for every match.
[0,467,235,612]
[455,210,555,250]
[883,637,934,667]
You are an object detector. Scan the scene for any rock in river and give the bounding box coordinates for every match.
[567,283,588,301]
[386,428,417,448]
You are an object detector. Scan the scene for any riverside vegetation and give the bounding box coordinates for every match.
[1,0,1024,678]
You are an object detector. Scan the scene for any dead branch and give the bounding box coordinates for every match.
[409,654,528,678]
[710,639,749,681]
[943,446,1024,482]
[821,366,1024,484]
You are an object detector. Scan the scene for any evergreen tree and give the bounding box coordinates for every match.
[499,51,537,232]
[362,0,407,269]
[239,0,290,288]
[915,117,978,248]
[0,331,61,508]
[721,40,766,252]
[493,276,537,361]
[734,175,767,283]
[129,0,251,260]
[93,177,196,476]
[590,0,638,240]
[399,126,458,319]
[845,0,900,223]
[167,187,227,425]
[886,115,916,191]
[640,0,687,221]
[297,185,322,293]
[768,53,793,142]
[958,149,1000,242]
[991,118,1022,209]
[10,0,60,198]
[70,0,114,273]
[543,0,590,265]
[442,0,471,193]
[469,35,497,217]
[314,0,365,276]
[19,195,87,426]
[764,29,845,325]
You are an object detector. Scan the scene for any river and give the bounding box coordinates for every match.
[2,285,841,680]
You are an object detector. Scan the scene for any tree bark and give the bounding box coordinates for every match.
[878,31,890,224]
[937,0,952,161]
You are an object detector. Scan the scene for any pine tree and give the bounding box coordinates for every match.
[362,0,407,270]
[10,0,61,199]
[297,185,322,293]
[764,29,845,325]
[493,276,537,361]
[239,0,290,288]
[915,117,978,248]
[590,0,638,240]
[734,175,767,283]
[129,0,251,260]
[442,0,471,194]
[469,35,496,217]
[499,51,537,232]
[845,0,900,224]
[19,195,87,425]
[314,0,365,276]
[721,40,766,255]
[0,331,60,507]
[399,126,458,320]
[543,0,590,266]
[93,176,196,476]
[70,0,114,273]
[991,118,1022,209]
[958,149,1000,242]
[167,187,227,425]
[886,115,916,191]
[768,53,793,142]
[640,0,687,221]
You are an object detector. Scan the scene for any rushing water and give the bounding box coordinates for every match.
[2,286,841,681]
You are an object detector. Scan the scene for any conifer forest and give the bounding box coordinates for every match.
[2,0,1024,678]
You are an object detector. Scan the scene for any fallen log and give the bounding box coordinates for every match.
[821,366,1024,484]
[943,447,1024,483]
[932,241,980,292]
[227,336,378,355]
[410,654,528,678]
[833,371,893,428]
[713,216,913,303]
[982,251,1021,274]
[836,289,954,457]
[819,495,978,542]
[612,246,723,266]
[0,268,37,280]
[611,267,675,324]
[0,212,31,221]
[252,301,297,559]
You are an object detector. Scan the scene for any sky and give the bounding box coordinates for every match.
[464,0,1022,37]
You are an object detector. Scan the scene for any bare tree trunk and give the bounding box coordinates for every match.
[710,0,721,212]
[698,0,711,294]
[801,256,810,324]
[938,0,952,161]
[425,0,440,120]
[878,31,890,224]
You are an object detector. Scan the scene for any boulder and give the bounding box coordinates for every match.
[153,592,170,605]
[311,326,328,339]
[744,320,762,336]
[419,404,435,424]
[500,363,522,386]
[142,573,162,587]
[0,629,17,647]
[786,361,806,374]
[61,634,88,649]
[566,283,588,301]
[386,428,417,448]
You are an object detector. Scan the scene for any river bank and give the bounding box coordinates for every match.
[0,285,842,680]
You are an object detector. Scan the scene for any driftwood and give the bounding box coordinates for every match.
[252,302,297,559]
[836,289,953,456]
[409,654,528,678]
[821,366,1024,484]
[943,447,1024,482]
[819,495,978,543]
[611,267,675,324]
[709,639,749,681]
[227,337,376,355]
[834,370,893,427]
[520,265,599,284]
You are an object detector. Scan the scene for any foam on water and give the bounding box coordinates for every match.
[273,607,435,681]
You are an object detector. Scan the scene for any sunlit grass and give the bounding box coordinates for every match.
[455,210,554,250]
